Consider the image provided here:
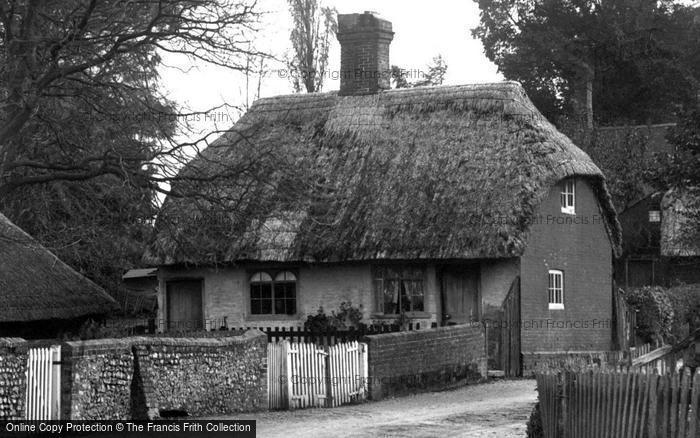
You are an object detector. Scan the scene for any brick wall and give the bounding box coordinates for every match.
[520,178,614,355]
[133,330,267,418]
[337,12,393,96]
[363,324,486,400]
[61,330,267,420]
[0,338,27,420]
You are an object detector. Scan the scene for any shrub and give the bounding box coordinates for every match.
[303,302,366,331]
[526,402,543,438]
[665,284,700,342]
[625,286,674,344]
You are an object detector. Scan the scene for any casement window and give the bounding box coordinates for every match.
[548,270,564,310]
[250,271,297,315]
[373,266,424,314]
[560,179,576,215]
[648,210,661,223]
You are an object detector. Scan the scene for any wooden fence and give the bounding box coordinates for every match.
[268,340,368,410]
[501,276,521,377]
[231,324,424,346]
[613,286,637,351]
[536,368,700,438]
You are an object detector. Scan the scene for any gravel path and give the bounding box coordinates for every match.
[223,379,537,438]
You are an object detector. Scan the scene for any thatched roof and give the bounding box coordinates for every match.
[661,188,700,257]
[146,82,621,266]
[0,213,117,322]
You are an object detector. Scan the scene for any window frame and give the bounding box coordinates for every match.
[248,269,298,318]
[648,210,661,223]
[373,265,426,316]
[560,179,576,215]
[548,269,564,310]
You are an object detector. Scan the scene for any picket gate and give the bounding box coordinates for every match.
[25,345,61,420]
[268,340,368,410]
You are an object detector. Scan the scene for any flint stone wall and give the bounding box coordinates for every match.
[0,338,27,420]
[62,330,267,420]
[133,330,267,418]
[62,338,135,420]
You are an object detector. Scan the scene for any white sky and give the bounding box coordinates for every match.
[157,0,502,133]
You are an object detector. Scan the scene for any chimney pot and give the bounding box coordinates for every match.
[337,12,394,96]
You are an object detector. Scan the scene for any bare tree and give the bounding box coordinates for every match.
[0,0,265,197]
[286,0,336,93]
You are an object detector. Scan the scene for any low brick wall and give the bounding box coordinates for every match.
[62,339,134,420]
[364,324,487,400]
[0,338,28,420]
[133,330,267,418]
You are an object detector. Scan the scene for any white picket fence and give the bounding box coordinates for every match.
[267,340,368,410]
[25,345,61,420]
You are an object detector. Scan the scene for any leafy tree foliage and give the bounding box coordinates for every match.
[286,0,337,93]
[472,0,699,126]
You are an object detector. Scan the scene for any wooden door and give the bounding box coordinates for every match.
[440,266,480,325]
[166,280,203,331]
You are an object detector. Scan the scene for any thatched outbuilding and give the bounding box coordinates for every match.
[0,213,116,336]
[146,11,622,374]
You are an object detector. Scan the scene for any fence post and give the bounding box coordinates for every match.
[325,346,333,408]
[558,372,568,438]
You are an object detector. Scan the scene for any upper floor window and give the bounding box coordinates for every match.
[548,270,564,310]
[250,271,297,316]
[561,179,576,215]
[373,266,424,314]
[648,210,661,223]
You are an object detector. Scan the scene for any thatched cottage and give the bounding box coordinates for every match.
[146,12,622,366]
[0,213,116,337]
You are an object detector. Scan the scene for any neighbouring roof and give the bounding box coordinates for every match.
[122,268,158,280]
[146,82,622,265]
[0,213,117,322]
[661,188,700,257]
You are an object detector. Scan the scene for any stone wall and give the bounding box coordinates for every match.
[61,330,267,420]
[62,339,135,420]
[133,330,267,418]
[0,338,27,420]
[363,324,487,400]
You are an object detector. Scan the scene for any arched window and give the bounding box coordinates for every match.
[249,271,297,316]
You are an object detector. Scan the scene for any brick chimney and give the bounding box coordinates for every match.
[337,11,394,96]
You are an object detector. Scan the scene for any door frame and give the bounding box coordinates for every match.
[438,263,481,326]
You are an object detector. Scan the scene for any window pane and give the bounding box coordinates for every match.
[251,272,272,283]
[274,283,296,315]
[400,281,411,312]
[383,279,399,314]
[275,271,296,282]
[260,298,272,314]
[251,283,272,314]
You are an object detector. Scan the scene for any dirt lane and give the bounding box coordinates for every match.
[225,379,537,438]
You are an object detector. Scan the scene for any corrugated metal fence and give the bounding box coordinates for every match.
[25,345,60,420]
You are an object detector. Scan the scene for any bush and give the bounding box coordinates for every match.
[526,402,543,438]
[665,284,700,342]
[626,286,674,344]
[303,302,366,331]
